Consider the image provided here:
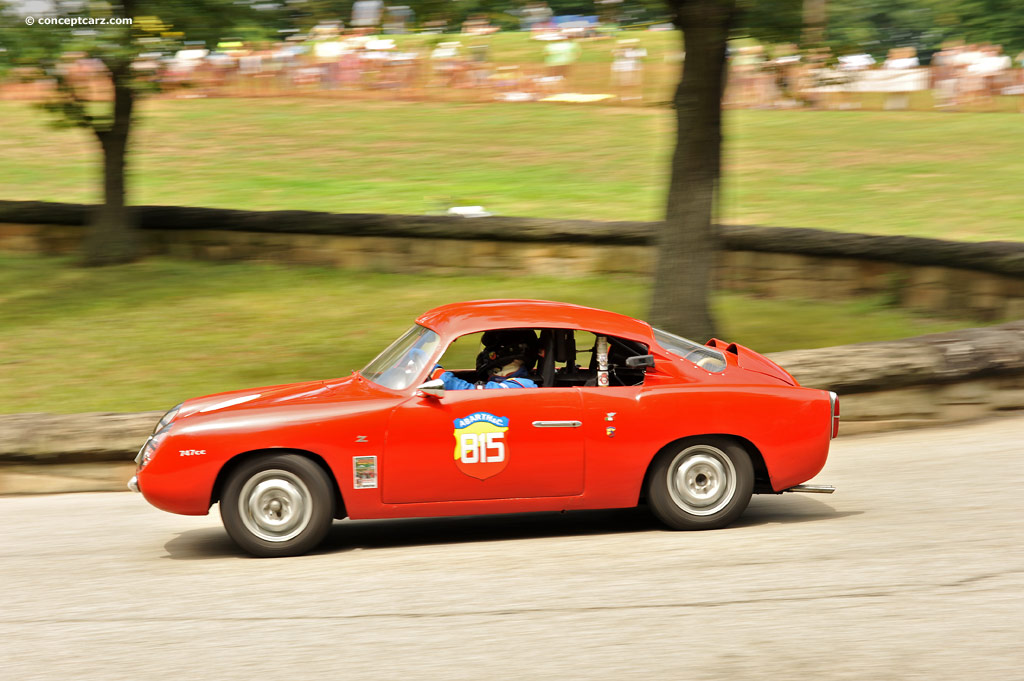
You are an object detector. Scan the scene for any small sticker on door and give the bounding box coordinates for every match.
[353,455,378,489]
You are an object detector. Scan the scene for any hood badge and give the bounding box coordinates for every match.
[605,412,616,422]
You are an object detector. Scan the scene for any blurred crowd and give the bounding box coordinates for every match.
[2,16,652,104]
[4,7,1024,111]
[726,42,1024,110]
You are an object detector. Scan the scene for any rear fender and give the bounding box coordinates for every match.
[638,434,771,503]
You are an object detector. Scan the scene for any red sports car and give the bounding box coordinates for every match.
[131,300,838,557]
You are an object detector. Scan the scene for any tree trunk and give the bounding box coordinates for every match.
[650,0,735,342]
[84,74,138,266]
[802,0,827,47]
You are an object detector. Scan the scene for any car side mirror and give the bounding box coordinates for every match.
[625,354,655,368]
[417,378,446,399]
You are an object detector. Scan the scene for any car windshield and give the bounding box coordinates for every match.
[652,328,727,373]
[360,325,441,390]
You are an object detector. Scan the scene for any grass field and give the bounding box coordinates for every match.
[0,254,977,414]
[1,98,1022,241]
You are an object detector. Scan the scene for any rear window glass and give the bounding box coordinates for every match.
[652,328,727,373]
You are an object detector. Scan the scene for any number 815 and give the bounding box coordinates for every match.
[459,432,505,464]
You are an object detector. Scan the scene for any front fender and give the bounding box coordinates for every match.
[137,400,396,516]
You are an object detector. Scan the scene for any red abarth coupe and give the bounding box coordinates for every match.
[131,300,838,557]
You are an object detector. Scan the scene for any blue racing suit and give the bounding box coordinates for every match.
[432,365,537,390]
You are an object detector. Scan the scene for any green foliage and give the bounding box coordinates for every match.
[927,0,1024,53]
[735,0,803,45]
[825,0,944,58]
[0,0,270,134]
[737,0,1024,59]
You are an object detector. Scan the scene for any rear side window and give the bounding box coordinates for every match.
[652,328,727,373]
[572,331,649,387]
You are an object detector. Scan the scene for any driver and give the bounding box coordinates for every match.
[432,329,539,389]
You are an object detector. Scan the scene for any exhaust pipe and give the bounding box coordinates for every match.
[783,484,835,494]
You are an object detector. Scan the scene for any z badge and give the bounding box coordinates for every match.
[453,412,509,480]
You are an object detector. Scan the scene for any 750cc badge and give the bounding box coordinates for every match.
[453,412,509,480]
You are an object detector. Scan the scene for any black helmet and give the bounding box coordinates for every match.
[476,329,539,375]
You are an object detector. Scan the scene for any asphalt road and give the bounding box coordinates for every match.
[3,415,1023,681]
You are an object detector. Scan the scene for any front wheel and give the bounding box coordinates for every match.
[221,454,334,557]
[647,438,753,531]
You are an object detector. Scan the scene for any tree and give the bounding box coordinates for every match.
[755,0,1024,64]
[648,0,1023,341]
[650,0,739,342]
[0,0,262,265]
[928,0,1024,54]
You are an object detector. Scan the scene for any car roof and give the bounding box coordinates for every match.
[416,299,655,341]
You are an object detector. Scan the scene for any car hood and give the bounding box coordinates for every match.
[167,373,403,436]
[177,375,365,418]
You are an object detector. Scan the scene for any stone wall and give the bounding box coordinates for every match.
[771,320,1024,432]
[717,251,1024,321]
[0,411,160,495]
[3,220,1024,321]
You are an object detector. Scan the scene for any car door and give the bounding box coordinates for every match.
[382,387,584,504]
[571,330,659,501]
[579,384,647,472]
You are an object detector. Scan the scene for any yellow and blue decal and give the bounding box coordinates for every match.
[453,412,509,480]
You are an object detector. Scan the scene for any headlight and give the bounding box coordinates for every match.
[136,425,172,470]
[154,402,183,434]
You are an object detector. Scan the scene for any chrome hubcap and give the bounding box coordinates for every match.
[667,445,737,516]
[238,469,313,542]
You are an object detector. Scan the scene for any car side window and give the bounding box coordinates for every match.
[438,328,648,388]
[438,332,485,375]
[437,329,543,387]
[593,333,649,387]
[541,330,647,388]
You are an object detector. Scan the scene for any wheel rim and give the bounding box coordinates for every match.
[666,445,737,517]
[238,469,314,543]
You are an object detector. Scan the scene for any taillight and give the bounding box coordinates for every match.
[829,391,840,439]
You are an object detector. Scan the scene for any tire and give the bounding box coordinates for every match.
[220,454,334,557]
[646,437,754,531]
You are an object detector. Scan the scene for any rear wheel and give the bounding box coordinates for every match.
[221,454,334,557]
[647,438,753,530]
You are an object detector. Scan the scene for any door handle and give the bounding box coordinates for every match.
[532,420,582,428]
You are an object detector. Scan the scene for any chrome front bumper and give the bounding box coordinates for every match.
[127,475,140,493]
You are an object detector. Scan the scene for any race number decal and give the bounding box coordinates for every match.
[453,412,509,480]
